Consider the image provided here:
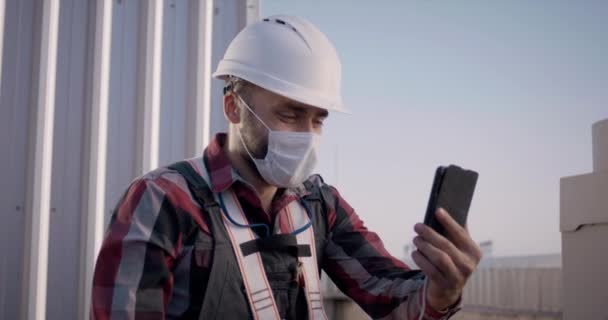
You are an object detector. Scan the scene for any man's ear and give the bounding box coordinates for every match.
[223,94,241,124]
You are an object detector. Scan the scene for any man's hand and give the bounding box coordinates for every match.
[411,208,482,311]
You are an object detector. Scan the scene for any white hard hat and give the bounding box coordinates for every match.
[213,15,348,113]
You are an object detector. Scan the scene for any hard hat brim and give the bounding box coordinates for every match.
[213,60,350,114]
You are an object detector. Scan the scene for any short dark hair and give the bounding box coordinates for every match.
[224,76,254,102]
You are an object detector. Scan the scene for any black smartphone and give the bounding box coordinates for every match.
[423,165,479,237]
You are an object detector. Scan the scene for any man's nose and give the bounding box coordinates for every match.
[297,118,316,133]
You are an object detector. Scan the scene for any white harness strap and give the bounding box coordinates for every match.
[286,202,328,320]
[187,159,279,320]
[187,158,326,319]
[220,190,281,320]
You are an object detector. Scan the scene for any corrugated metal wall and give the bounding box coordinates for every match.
[0,1,259,319]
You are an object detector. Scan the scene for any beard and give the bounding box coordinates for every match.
[236,108,270,186]
[238,106,269,159]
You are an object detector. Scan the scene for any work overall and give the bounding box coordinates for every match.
[169,161,330,320]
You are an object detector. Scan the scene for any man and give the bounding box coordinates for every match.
[91,15,481,320]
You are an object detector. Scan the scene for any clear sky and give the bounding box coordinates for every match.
[261,0,608,258]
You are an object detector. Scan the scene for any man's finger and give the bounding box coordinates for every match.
[414,222,458,254]
[413,227,475,278]
[412,236,464,286]
[414,222,471,264]
[411,250,446,285]
[436,208,482,262]
[414,219,481,276]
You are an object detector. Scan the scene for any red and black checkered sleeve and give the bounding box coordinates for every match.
[322,186,460,320]
[90,175,185,320]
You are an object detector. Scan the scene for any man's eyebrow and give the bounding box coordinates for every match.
[284,103,328,118]
[283,104,308,113]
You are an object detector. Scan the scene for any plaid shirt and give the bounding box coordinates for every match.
[91,133,460,319]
